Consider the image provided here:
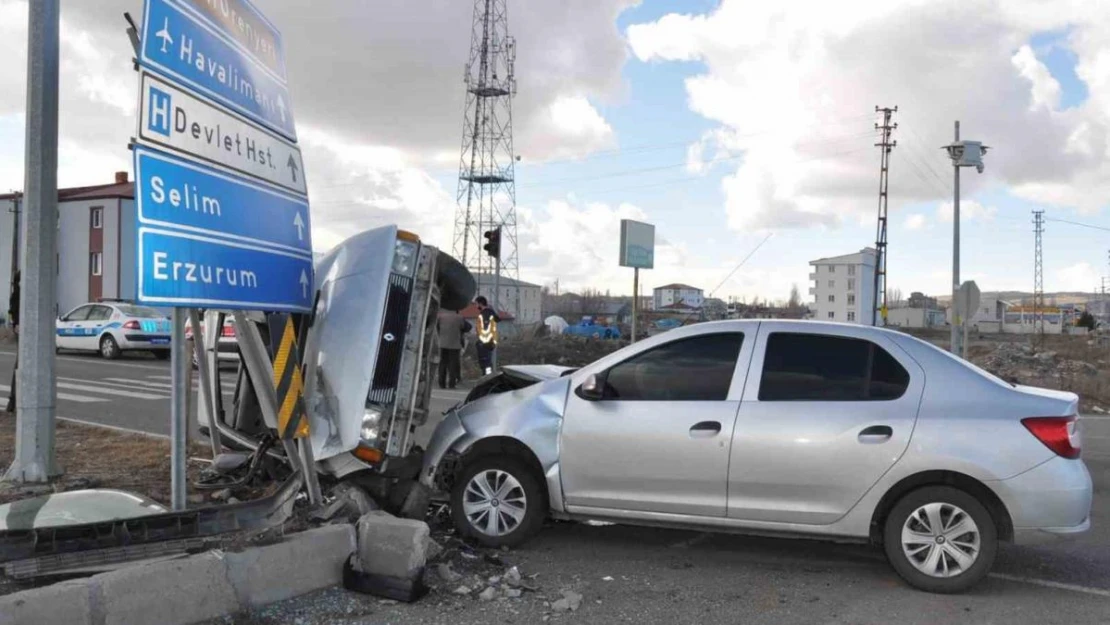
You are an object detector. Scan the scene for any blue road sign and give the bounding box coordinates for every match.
[141,0,296,140]
[138,227,313,312]
[173,0,287,78]
[134,146,311,254]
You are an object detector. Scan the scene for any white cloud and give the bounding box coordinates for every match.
[1011,45,1061,111]
[936,200,997,223]
[904,213,927,230]
[626,0,1110,228]
[517,96,616,162]
[1056,262,1099,292]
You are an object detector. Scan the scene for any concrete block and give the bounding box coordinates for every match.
[97,552,239,625]
[356,510,431,580]
[225,524,356,607]
[0,579,91,625]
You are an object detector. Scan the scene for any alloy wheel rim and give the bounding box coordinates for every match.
[102,339,116,358]
[463,469,527,537]
[901,502,981,578]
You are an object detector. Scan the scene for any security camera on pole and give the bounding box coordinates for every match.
[943,122,988,359]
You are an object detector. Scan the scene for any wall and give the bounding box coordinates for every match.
[473,277,542,325]
[0,199,15,321]
[810,256,876,324]
[118,198,137,301]
[57,199,91,316]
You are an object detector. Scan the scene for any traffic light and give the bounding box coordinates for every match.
[483,227,501,259]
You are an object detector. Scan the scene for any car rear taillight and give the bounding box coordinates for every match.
[1022,416,1081,459]
[123,320,140,330]
[222,325,235,337]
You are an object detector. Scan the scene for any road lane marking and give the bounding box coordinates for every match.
[57,382,167,400]
[989,573,1110,598]
[0,386,106,403]
[106,377,174,389]
[56,416,170,439]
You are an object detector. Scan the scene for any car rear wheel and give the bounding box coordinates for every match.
[99,335,121,360]
[883,486,997,593]
[451,456,546,548]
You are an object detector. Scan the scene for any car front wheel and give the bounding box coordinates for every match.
[451,456,546,548]
[883,485,997,594]
[100,335,121,360]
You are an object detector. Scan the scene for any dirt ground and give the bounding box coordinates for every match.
[0,418,212,506]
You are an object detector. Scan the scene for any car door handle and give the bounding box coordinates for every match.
[689,421,722,438]
[858,425,893,444]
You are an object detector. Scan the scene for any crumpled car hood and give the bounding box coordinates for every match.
[501,364,574,382]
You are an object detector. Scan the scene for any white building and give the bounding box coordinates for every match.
[473,273,543,326]
[0,173,136,319]
[654,283,704,310]
[809,248,877,324]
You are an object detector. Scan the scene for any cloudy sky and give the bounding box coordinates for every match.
[1,0,1109,302]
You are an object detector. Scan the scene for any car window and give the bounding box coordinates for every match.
[602,333,744,401]
[64,306,93,322]
[87,306,113,321]
[116,304,162,318]
[758,332,909,401]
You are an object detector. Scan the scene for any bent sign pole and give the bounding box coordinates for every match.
[132,0,313,507]
[5,0,60,484]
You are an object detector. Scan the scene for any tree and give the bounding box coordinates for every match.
[886,287,904,308]
[787,284,802,310]
[1078,311,1098,331]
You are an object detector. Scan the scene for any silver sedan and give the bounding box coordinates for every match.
[421,320,1092,593]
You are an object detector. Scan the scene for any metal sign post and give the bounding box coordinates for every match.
[619,220,655,343]
[632,267,639,342]
[131,0,313,507]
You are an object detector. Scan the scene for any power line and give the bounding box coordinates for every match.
[709,232,774,297]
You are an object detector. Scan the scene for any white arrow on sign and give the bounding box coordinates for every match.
[300,269,309,298]
[293,212,305,241]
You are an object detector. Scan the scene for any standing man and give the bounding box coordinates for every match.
[474,296,500,376]
[6,271,19,414]
[436,308,470,389]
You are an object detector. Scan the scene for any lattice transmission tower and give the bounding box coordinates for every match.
[454,0,520,314]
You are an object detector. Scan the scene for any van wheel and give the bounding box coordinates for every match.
[100,335,121,360]
[883,486,997,593]
[451,456,545,548]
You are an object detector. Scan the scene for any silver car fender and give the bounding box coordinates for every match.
[421,377,571,513]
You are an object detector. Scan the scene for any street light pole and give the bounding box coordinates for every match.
[951,121,961,357]
[5,0,60,483]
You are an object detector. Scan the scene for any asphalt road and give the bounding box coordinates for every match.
[2,348,1108,621]
[0,348,466,443]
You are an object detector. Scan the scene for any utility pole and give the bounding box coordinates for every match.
[5,0,60,483]
[1033,210,1045,345]
[944,122,988,358]
[872,106,897,326]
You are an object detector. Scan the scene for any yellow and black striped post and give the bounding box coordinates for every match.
[267,313,309,439]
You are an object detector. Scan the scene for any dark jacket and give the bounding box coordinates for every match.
[8,284,18,327]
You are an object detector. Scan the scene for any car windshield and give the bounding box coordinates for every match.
[115,305,164,318]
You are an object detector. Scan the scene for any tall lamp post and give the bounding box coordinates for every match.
[943,121,988,358]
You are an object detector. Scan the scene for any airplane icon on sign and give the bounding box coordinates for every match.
[155,18,173,53]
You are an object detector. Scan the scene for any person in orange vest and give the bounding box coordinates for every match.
[474,296,500,376]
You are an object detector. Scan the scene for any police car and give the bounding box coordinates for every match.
[56,301,172,360]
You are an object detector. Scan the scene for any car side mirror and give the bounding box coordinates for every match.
[577,373,605,401]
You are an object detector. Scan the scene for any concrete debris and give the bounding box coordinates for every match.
[1093,406,1106,414]
[602,576,614,581]
[505,566,522,587]
[552,590,583,612]
[436,563,463,584]
[453,585,472,596]
[479,587,498,602]
[505,588,523,599]
[489,575,502,585]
